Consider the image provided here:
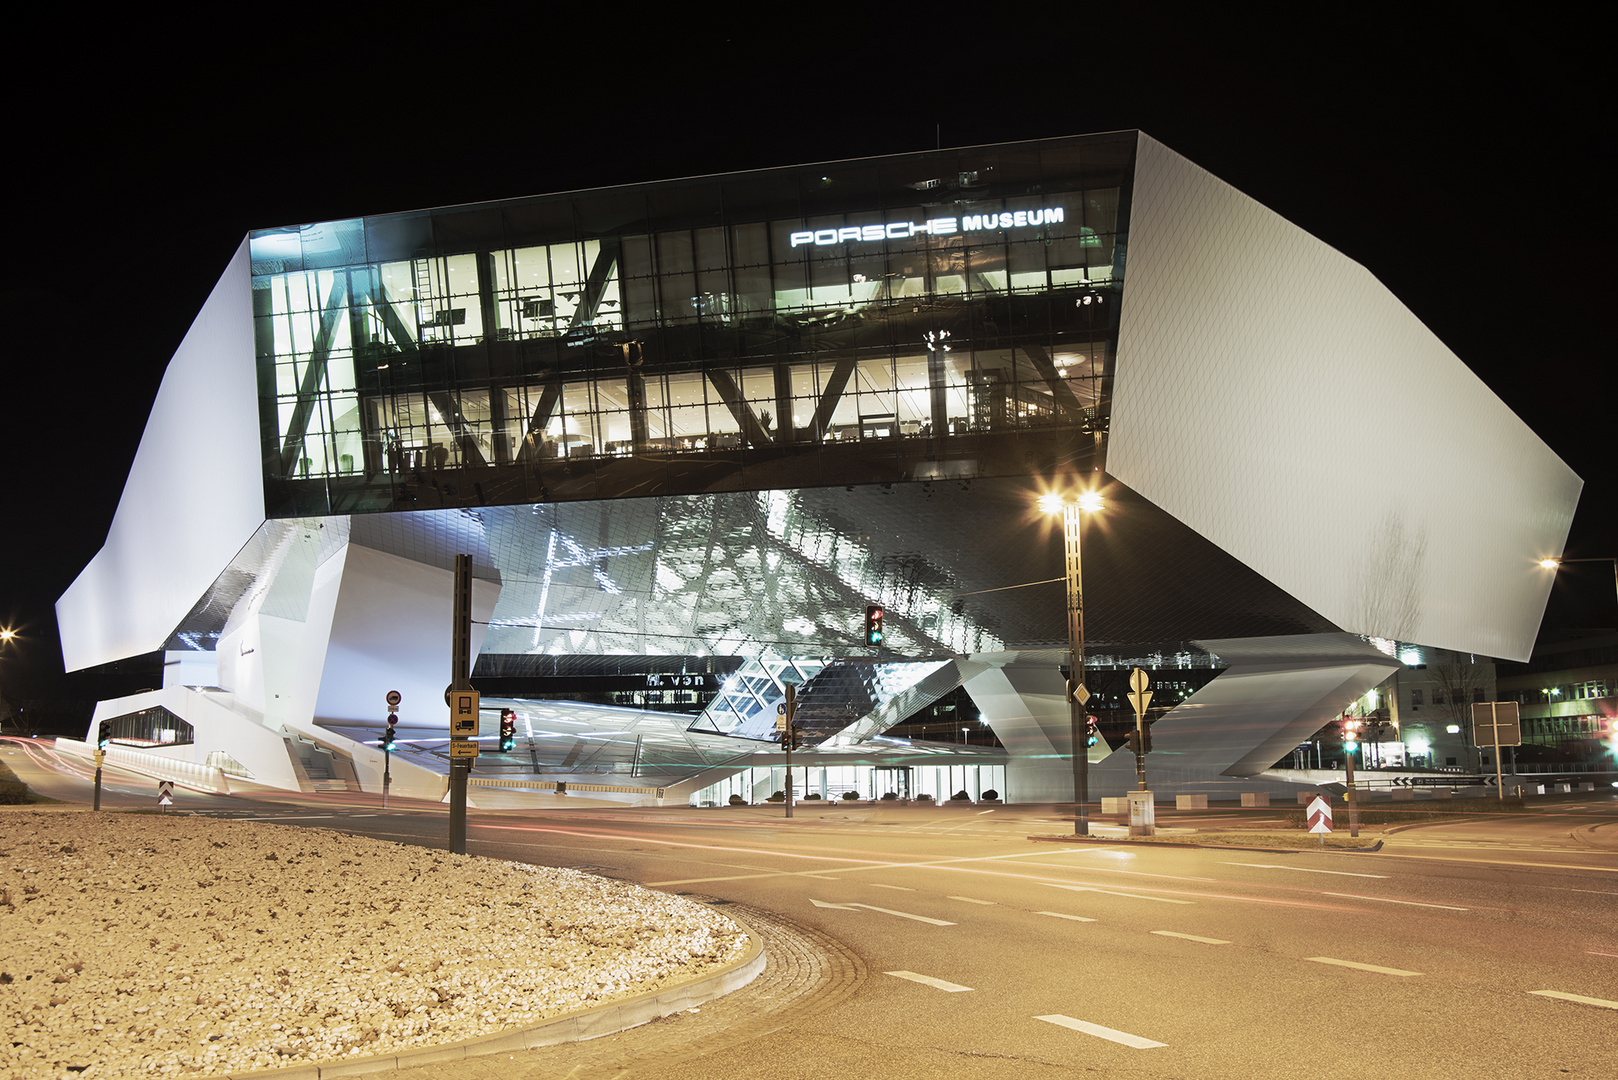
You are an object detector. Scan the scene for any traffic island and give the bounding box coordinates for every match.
[0,811,760,1080]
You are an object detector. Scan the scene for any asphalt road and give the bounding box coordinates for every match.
[8,740,1617,1078]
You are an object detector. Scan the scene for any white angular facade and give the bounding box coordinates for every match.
[57,132,1580,804]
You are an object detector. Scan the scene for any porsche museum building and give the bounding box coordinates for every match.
[56,131,1582,806]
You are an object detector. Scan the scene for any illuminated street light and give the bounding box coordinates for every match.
[1041,488,1105,836]
[1539,556,1618,622]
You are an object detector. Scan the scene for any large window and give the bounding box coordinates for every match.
[250,134,1135,512]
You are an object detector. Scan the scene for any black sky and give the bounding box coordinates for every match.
[2,9,1611,711]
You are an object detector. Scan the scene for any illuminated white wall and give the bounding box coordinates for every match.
[1108,134,1581,662]
[57,238,263,671]
[313,544,500,727]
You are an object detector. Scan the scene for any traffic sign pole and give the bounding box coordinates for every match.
[782,684,796,819]
[448,555,475,855]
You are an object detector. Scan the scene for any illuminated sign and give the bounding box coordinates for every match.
[790,206,1065,247]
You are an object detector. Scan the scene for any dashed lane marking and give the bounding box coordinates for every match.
[809,899,956,926]
[1224,862,1387,878]
[868,883,914,891]
[1038,911,1097,922]
[1322,892,1468,911]
[1036,1014,1166,1049]
[885,970,973,992]
[1151,930,1230,945]
[1529,990,1618,1010]
[949,895,995,905]
[1044,883,1194,904]
[1305,956,1421,976]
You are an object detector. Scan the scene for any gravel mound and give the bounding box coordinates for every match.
[0,811,748,1079]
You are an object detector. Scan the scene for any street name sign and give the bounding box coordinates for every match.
[1306,795,1332,834]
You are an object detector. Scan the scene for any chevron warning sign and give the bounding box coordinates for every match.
[1306,795,1332,834]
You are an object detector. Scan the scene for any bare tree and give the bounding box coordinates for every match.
[1432,652,1490,771]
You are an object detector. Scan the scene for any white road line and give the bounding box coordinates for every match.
[851,903,955,926]
[800,874,840,880]
[811,899,956,925]
[1322,892,1468,911]
[1529,990,1618,1010]
[1224,862,1387,878]
[1151,930,1230,945]
[1038,911,1097,922]
[949,895,996,905]
[1305,956,1421,977]
[885,970,974,992]
[1044,883,1193,905]
[1036,1014,1166,1049]
[868,883,915,891]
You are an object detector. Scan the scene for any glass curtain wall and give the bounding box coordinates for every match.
[250,134,1135,517]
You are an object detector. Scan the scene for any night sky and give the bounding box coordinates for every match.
[2,11,1609,724]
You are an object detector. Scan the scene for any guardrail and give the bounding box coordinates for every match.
[467,777,664,797]
[55,739,235,795]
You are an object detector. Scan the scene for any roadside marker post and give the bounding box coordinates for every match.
[1307,795,1332,847]
[157,780,174,811]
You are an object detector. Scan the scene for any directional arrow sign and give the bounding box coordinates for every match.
[1307,796,1333,834]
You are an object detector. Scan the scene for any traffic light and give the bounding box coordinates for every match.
[97,721,113,749]
[1126,731,1142,755]
[1140,722,1153,754]
[1342,717,1361,753]
[381,714,397,751]
[499,709,516,752]
[1085,715,1099,748]
[864,604,884,646]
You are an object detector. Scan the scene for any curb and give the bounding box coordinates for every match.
[217,921,767,1080]
[1027,834,1384,854]
[1571,822,1618,851]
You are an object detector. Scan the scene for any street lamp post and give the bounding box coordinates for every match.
[1041,489,1103,836]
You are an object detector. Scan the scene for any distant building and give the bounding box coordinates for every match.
[56,132,1580,803]
[1496,630,1618,763]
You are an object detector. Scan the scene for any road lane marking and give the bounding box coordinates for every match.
[850,903,954,926]
[1305,957,1421,976]
[949,895,995,905]
[800,874,840,880]
[1038,911,1097,922]
[1587,951,1618,958]
[809,899,955,925]
[886,970,973,992]
[868,883,914,891]
[1044,883,1193,905]
[1529,990,1618,1010]
[1224,862,1387,878]
[1036,1014,1166,1049]
[1151,930,1230,945]
[1322,892,1468,911]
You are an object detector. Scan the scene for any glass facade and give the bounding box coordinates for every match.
[250,134,1136,517]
